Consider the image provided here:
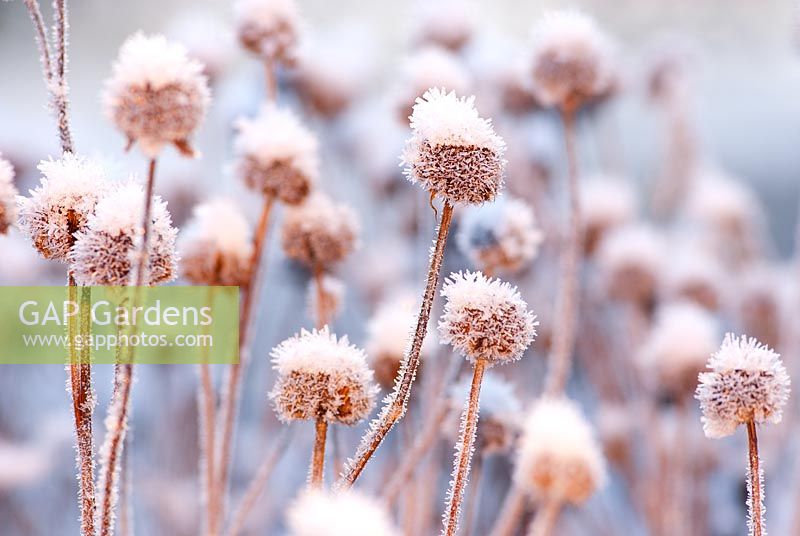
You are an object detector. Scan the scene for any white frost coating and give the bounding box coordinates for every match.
[398,47,471,106]
[597,224,664,278]
[287,489,400,536]
[0,155,19,232]
[685,168,760,231]
[234,0,299,39]
[180,199,252,259]
[580,175,637,232]
[271,326,371,382]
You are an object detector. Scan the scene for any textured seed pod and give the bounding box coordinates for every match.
[0,155,18,234]
[179,199,253,286]
[269,327,378,425]
[286,489,400,536]
[281,193,359,270]
[412,0,475,52]
[233,105,318,204]
[596,224,664,307]
[696,334,791,439]
[71,183,178,286]
[234,0,300,63]
[17,154,110,262]
[457,196,543,274]
[402,88,506,205]
[103,33,211,157]
[580,175,637,256]
[529,10,616,111]
[438,271,537,365]
[662,248,725,311]
[514,397,606,504]
[737,265,786,350]
[395,46,471,122]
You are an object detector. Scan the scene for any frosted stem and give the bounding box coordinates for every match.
[337,201,454,489]
[462,453,483,536]
[132,158,157,287]
[489,485,526,536]
[310,418,328,488]
[746,420,765,536]
[527,498,562,536]
[51,0,73,152]
[442,359,486,536]
[543,109,582,397]
[22,0,54,87]
[198,360,218,536]
[313,264,328,329]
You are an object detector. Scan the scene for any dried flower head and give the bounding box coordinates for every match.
[514,397,606,504]
[402,88,506,205]
[597,224,664,306]
[529,10,616,111]
[17,154,110,262]
[0,155,18,234]
[662,248,725,311]
[685,169,761,236]
[395,46,471,121]
[286,489,400,536]
[457,196,544,274]
[737,265,786,350]
[71,183,178,286]
[234,0,300,63]
[696,334,791,438]
[270,327,378,425]
[103,33,211,157]
[233,105,318,204]
[281,193,359,270]
[179,199,253,286]
[641,302,719,399]
[166,10,236,82]
[438,271,537,365]
[412,0,475,52]
[580,175,637,256]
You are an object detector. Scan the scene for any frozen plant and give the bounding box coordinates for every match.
[395,46,471,121]
[234,0,301,64]
[0,155,19,234]
[286,489,400,536]
[579,174,637,256]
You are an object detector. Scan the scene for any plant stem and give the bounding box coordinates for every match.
[746,420,764,536]
[337,201,454,489]
[462,453,484,536]
[443,359,486,536]
[310,418,328,488]
[198,358,218,533]
[133,158,157,287]
[313,264,328,329]
[527,498,562,536]
[543,109,582,397]
[51,0,73,152]
[264,58,277,102]
[489,485,526,536]
[22,0,54,88]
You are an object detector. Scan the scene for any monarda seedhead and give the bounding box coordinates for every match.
[179,199,253,286]
[402,88,506,205]
[579,175,637,256]
[71,183,178,286]
[596,223,664,307]
[269,327,377,425]
[696,334,791,439]
[286,489,400,536]
[281,192,359,270]
[0,155,18,234]
[438,271,537,365]
[234,105,318,204]
[17,154,110,262]
[234,0,300,64]
[103,33,211,158]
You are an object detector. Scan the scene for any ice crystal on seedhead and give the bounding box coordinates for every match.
[640,301,719,398]
[514,397,606,504]
[597,224,664,305]
[696,334,790,439]
[234,105,318,204]
[438,271,537,365]
[103,33,211,157]
[580,175,637,255]
[402,88,506,205]
[71,183,178,286]
[270,327,377,425]
[457,196,543,274]
[0,155,19,234]
[286,489,400,536]
[396,47,471,120]
[234,0,300,63]
[281,192,359,269]
[179,199,252,286]
[17,154,109,262]
[529,10,616,110]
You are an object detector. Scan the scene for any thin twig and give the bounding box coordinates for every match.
[527,498,562,536]
[198,360,218,535]
[22,0,54,86]
[313,264,328,329]
[337,201,454,489]
[746,420,764,536]
[462,454,484,536]
[310,418,328,488]
[489,485,527,536]
[51,0,73,152]
[133,158,157,288]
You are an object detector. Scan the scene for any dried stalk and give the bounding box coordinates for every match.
[51,0,73,152]
[527,498,562,536]
[543,109,582,397]
[337,201,454,489]
[133,158,157,287]
[198,359,218,535]
[310,418,328,488]
[462,451,484,536]
[313,264,329,329]
[489,485,527,536]
[22,0,53,87]
[746,420,764,536]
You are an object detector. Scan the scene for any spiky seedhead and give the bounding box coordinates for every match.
[457,196,543,274]
[270,327,378,425]
[234,0,300,63]
[234,105,318,204]
[103,33,211,157]
[597,224,664,306]
[696,334,791,438]
[580,175,637,256]
[0,155,19,234]
[514,397,606,504]
[529,10,616,111]
[17,154,110,262]
[402,88,506,205]
[412,0,475,52]
[286,489,400,536]
[662,249,725,311]
[71,183,178,286]
[281,192,359,270]
[438,271,537,365]
[179,199,253,286]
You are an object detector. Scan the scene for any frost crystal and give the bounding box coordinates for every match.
[438,271,537,365]
[234,105,318,204]
[270,327,378,425]
[234,0,300,63]
[0,155,19,234]
[402,88,506,205]
[71,183,178,286]
[17,153,110,262]
[696,334,791,438]
[179,199,253,286]
[286,489,400,536]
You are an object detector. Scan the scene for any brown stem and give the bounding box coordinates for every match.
[22,0,53,86]
[489,485,527,536]
[133,158,157,287]
[443,359,486,536]
[337,201,454,489]
[310,418,328,488]
[747,420,764,536]
[462,454,484,536]
[543,109,582,396]
[52,0,73,152]
[313,264,328,329]
[527,498,562,536]
[264,58,277,102]
[198,360,217,535]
